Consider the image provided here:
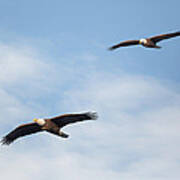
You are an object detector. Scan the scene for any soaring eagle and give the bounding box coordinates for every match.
[1,111,98,145]
[109,31,180,50]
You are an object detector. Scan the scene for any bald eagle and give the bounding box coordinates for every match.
[1,111,98,145]
[109,31,180,50]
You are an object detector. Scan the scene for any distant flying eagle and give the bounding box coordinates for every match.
[1,111,98,145]
[109,31,180,50]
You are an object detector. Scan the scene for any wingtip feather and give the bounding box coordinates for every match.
[86,111,98,120]
[1,137,12,145]
[108,46,118,51]
[108,47,114,51]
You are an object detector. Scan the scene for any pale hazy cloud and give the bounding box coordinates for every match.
[0,42,180,180]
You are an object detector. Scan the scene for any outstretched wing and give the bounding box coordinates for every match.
[50,111,98,127]
[109,40,139,50]
[150,31,180,43]
[1,123,42,145]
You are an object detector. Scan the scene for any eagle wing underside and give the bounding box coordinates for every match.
[109,40,139,50]
[1,123,42,145]
[150,31,180,43]
[50,112,97,127]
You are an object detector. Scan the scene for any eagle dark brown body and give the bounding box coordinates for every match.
[109,31,180,50]
[42,119,69,138]
[1,111,98,145]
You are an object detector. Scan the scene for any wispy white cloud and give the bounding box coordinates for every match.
[57,72,180,179]
[0,42,65,128]
[0,41,180,180]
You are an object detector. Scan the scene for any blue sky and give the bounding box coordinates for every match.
[0,1,180,180]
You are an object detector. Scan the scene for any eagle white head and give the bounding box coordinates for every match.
[33,118,46,126]
[139,38,147,45]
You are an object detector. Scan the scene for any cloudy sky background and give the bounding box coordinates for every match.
[0,1,180,179]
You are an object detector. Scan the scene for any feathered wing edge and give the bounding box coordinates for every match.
[150,31,180,43]
[1,123,42,145]
[86,111,98,120]
[50,111,98,127]
[109,40,140,50]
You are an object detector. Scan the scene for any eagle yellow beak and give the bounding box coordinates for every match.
[33,118,38,122]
